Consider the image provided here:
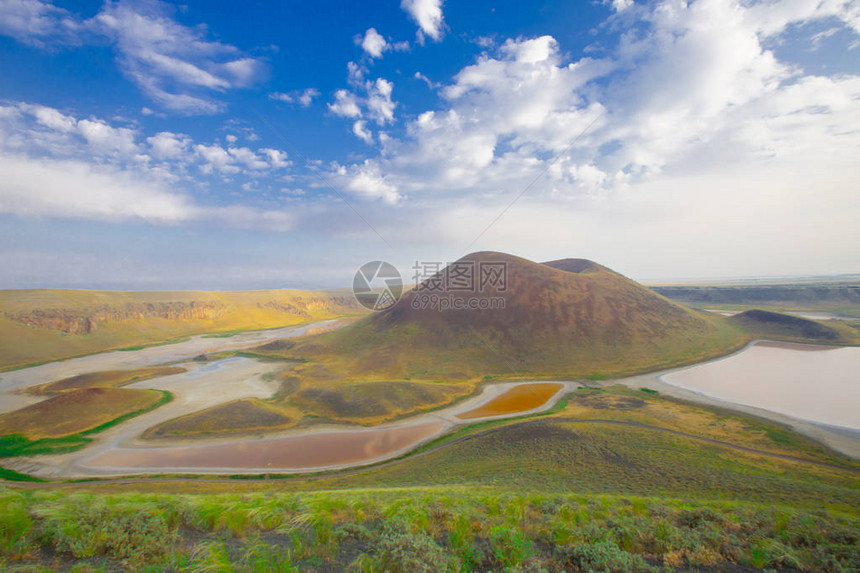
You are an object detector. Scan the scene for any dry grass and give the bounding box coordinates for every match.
[143,399,295,439]
[0,288,365,370]
[0,387,164,439]
[291,380,471,424]
[560,386,855,466]
[29,366,186,396]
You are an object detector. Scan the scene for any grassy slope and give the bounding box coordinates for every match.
[0,288,365,370]
[2,387,858,571]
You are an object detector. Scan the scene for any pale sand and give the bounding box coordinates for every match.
[0,319,341,415]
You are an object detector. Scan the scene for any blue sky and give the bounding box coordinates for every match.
[1,0,858,289]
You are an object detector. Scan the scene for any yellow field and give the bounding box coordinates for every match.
[0,288,365,370]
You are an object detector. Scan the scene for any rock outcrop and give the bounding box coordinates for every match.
[7,301,227,334]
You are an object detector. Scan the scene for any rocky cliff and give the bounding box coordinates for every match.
[7,301,227,334]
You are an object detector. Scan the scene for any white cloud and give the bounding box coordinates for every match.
[401,0,444,41]
[352,120,373,144]
[0,153,193,223]
[0,101,297,229]
[269,88,320,107]
[329,72,397,137]
[260,148,289,169]
[194,143,240,174]
[366,78,396,125]
[336,160,402,204]
[0,0,83,46]
[0,0,265,114]
[359,27,387,58]
[328,89,362,118]
[92,1,265,114]
[147,131,190,160]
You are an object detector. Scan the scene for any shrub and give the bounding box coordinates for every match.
[556,540,654,572]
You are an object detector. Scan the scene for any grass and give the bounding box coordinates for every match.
[0,391,172,458]
[0,487,856,571]
[0,388,167,440]
[142,399,295,439]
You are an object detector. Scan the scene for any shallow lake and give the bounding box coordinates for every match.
[457,382,563,420]
[661,341,860,430]
[83,421,446,472]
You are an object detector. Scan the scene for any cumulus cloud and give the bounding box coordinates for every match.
[358,27,387,58]
[328,90,363,118]
[329,69,398,142]
[352,120,373,144]
[0,102,294,227]
[324,0,860,266]
[401,0,444,42]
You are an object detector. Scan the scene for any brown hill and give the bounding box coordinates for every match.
[727,309,856,343]
[286,252,742,380]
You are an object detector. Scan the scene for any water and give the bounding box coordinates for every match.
[661,341,860,429]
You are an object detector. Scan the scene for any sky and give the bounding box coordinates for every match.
[0,0,858,290]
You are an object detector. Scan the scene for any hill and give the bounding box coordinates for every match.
[727,309,858,343]
[0,288,365,370]
[274,252,743,382]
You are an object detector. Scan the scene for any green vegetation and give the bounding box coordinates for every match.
[0,391,172,458]
[639,387,659,394]
[0,488,856,571]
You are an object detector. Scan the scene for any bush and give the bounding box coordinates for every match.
[556,540,654,572]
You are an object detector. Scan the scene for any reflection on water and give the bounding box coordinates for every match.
[457,383,563,420]
[84,421,445,471]
[662,341,860,429]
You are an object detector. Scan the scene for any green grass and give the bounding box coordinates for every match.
[0,488,856,571]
